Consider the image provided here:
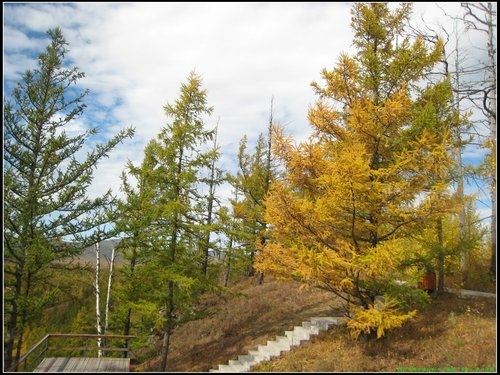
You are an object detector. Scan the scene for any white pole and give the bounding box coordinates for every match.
[95,242,102,357]
[104,246,116,335]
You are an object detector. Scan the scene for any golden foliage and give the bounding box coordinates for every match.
[347,297,417,339]
[257,2,462,340]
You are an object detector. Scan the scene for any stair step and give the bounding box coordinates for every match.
[217,363,243,372]
[249,349,269,361]
[211,316,342,372]
[228,359,251,371]
[293,326,314,339]
[310,316,342,327]
[272,337,291,351]
[266,340,289,355]
[275,335,292,347]
[258,344,280,358]
[302,321,320,334]
[285,330,308,346]
[237,354,256,363]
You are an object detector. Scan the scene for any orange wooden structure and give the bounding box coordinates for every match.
[418,271,437,292]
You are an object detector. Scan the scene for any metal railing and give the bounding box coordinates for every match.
[7,333,136,372]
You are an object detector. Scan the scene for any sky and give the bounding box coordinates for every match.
[3,2,493,223]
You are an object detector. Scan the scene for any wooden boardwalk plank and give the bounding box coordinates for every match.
[33,357,130,372]
[74,357,89,372]
[90,358,102,372]
[65,357,79,372]
[52,358,70,372]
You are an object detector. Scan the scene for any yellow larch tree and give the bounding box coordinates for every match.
[255,3,462,338]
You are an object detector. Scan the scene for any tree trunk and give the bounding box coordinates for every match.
[255,97,275,286]
[437,218,445,291]
[14,270,33,369]
[159,327,171,372]
[159,281,175,372]
[453,35,469,287]
[223,237,233,287]
[95,242,102,357]
[104,246,116,334]
[486,2,496,278]
[4,268,23,370]
[256,235,266,285]
[461,2,497,279]
[102,245,116,353]
[159,214,180,371]
[203,123,220,277]
[122,245,136,356]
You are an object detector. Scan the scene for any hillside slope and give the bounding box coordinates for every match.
[133,277,496,372]
[253,291,496,372]
[134,276,342,372]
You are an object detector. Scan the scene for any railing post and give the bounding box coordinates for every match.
[84,336,89,357]
[21,355,26,372]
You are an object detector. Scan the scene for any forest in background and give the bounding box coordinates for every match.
[3,3,496,372]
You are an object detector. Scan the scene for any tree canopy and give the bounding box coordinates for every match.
[3,27,134,368]
[255,3,462,338]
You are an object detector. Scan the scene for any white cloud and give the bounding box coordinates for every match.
[3,2,492,220]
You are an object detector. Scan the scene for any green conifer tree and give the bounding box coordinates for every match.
[115,71,214,371]
[3,27,134,369]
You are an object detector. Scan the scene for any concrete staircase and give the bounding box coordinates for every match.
[209,317,343,373]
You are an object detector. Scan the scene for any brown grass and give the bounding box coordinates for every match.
[254,291,497,372]
[132,276,496,372]
[134,276,341,372]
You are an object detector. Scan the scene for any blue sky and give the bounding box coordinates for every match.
[3,2,493,223]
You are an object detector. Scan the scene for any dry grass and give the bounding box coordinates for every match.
[132,276,496,372]
[134,276,342,372]
[254,291,496,372]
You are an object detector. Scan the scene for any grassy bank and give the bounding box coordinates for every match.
[132,276,495,372]
[253,291,496,372]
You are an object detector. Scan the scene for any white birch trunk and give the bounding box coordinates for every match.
[104,246,116,335]
[95,242,102,357]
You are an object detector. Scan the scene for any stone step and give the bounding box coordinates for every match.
[228,359,251,371]
[216,363,244,372]
[266,340,289,355]
[293,325,316,339]
[302,321,321,334]
[237,354,256,363]
[274,335,292,350]
[310,316,342,330]
[284,330,304,346]
[258,343,281,358]
[248,348,270,362]
[212,316,342,372]
[285,328,309,346]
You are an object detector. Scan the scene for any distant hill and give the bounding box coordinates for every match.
[76,239,123,264]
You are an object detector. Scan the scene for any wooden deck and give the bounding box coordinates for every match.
[33,357,130,372]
